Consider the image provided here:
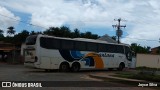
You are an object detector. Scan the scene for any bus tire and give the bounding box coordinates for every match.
[108,68,113,71]
[118,63,125,71]
[59,62,70,72]
[45,69,53,72]
[71,62,80,72]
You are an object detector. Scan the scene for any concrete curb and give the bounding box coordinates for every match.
[89,74,147,83]
[89,74,160,87]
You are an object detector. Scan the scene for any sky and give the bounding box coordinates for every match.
[0,0,160,48]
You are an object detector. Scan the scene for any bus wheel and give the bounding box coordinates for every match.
[59,63,70,72]
[118,63,125,71]
[108,68,113,71]
[71,63,80,72]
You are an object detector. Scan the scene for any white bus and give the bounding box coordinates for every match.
[24,34,132,72]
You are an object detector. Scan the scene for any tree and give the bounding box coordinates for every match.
[81,31,99,39]
[30,31,36,35]
[111,36,117,41]
[43,26,99,39]
[0,29,4,34]
[70,28,80,38]
[74,28,80,37]
[7,26,15,36]
[59,26,71,37]
[14,30,30,44]
[146,46,151,53]
[130,43,150,54]
[0,29,4,41]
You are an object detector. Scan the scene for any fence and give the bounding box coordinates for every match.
[136,54,160,68]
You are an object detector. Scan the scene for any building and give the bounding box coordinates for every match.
[0,41,15,52]
[0,41,15,61]
[151,46,160,54]
[97,34,117,43]
[0,41,22,63]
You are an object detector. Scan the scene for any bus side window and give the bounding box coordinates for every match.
[61,40,74,50]
[86,42,98,52]
[106,44,116,53]
[98,44,106,52]
[40,37,61,49]
[116,45,124,54]
[75,41,86,51]
[53,38,61,49]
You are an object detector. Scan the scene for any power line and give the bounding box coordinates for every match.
[122,36,159,42]
[112,18,126,44]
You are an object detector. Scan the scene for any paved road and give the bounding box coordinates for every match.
[0,63,105,81]
[0,63,157,90]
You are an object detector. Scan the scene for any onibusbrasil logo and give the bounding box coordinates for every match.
[1,82,42,87]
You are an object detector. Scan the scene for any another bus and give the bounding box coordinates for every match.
[24,34,132,72]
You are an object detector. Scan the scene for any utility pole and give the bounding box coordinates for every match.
[112,18,126,44]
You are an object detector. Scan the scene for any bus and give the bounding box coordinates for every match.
[24,34,132,72]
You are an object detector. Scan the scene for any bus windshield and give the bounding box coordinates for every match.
[25,35,37,45]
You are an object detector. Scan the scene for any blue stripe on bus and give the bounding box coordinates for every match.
[70,51,83,59]
[59,50,83,62]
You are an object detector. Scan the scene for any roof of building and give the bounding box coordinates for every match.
[97,34,117,43]
[0,41,15,51]
[151,46,160,50]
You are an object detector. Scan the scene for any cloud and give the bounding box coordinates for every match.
[0,6,20,33]
[0,0,113,28]
[0,0,160,47]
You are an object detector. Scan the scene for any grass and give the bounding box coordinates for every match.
[113,71,160,82]
[136,66,160,71]
[90,71,160,89]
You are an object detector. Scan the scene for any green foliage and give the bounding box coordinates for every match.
[14,30,30,44]
[0,29,4,34]
[111,36,116,41]
[0,34,4,41]
[43,26,99,39]
[0,29,4,41]
[131,43,151,54]
[115,71,160,82]
[0,26,100,45]
[72,28,80,38]
[136,66,160,71]
[0,26,154,54]
[43,26,71,37]
[7,26,15,36]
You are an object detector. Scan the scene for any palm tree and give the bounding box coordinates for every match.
[7,26,15,36]
[73,28,80,38]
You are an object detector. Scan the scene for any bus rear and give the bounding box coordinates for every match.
[24,35,38,68]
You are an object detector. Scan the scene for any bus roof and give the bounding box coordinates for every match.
[36,34,130,46]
